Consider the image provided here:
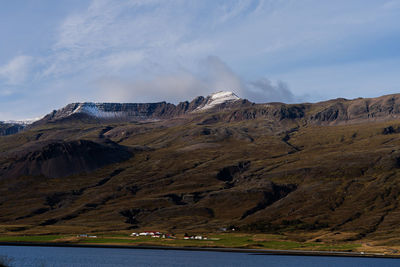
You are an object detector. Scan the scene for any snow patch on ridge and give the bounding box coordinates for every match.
[72,103,125,118]
[3,118,41,125]
[196,91,240,111]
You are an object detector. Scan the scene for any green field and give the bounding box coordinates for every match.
[0,233,362,252]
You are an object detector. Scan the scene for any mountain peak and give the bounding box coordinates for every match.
[195,91,240,111]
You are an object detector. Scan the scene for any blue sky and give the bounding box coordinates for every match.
[1,0,400,120]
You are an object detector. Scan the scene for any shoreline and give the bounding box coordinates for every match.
[0,242,398,259]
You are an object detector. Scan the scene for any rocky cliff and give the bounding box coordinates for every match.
[0,122,25,136]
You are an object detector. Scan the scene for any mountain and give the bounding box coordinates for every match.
[33,91,245,125]
[3,92,400,246]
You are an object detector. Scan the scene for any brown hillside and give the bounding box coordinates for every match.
[2,94,400,245]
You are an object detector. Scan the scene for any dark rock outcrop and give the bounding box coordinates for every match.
[217,161,251,182]
[0,122,25,136]
[383,126,400,135]
[0,140,132,178]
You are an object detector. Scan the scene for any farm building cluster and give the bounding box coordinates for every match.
[129,231,208,240]
[183,234,207,240]
[130,231,174,239]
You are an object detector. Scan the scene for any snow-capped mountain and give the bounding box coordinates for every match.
[36,91,243,124]
[195,91,240,111]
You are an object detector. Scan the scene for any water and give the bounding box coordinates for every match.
[0,245,399,267]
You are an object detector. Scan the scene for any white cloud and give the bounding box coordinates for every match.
[95,72,206,103]
[94,55,299,104]
[201,56,244,95]
[246,79,294,103]
[0,55,32,85]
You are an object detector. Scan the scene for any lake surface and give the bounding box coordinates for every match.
[0,245,399,267]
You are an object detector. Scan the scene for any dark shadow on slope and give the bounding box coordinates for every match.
[241,183,297,220]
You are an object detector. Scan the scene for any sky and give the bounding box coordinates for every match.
[1,0,400,120]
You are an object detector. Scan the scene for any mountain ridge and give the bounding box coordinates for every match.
[33,92,400,126]
[4,92,400,136]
